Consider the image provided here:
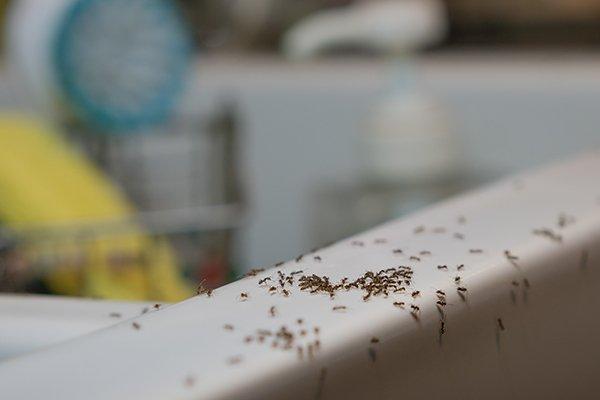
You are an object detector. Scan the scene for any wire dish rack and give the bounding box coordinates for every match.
[0,104,245,300]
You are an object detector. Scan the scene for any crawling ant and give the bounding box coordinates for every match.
[436,300,447,307]
[436,290,446,297]
[291,270,303,275]
[557,213,575,228]
[275,261,284,267]
[420,250,431,256]
[239,292,249,301]
[532,228,563,243]
[453,232,465,240]
[393,301,405,308]
[351,240,365,247]
[413,226,425,234]
[132,322,141,330]
[296,254,304,263]
[282,289,290,297]
[196,280,213,297]
[227,356,243,365]
[497,318,505,331]
[184,375,196,388]
[223,324,234,331]
[411,291,420,298]
[109,312,122,318]
[370,337,380,344]
[409,256,421,262]
[374,238,387,244]
[454,276,461,284]
[410,305,420,320]
[456,264,465,271]
[153,304,161,310]
[269,306,277,317]
[393,249,403,254]
[314,256,322,262]
[258,277,271,285]
[457,287,467,292]
[504,250,519,261]
[297,318,304,325]
[244,268,265,277]
[269,286,277,293]
[440,321,446,336]
[332,305,347,311]
[314,327,320,335]
[437,265,448,270]
[141,307,149,314]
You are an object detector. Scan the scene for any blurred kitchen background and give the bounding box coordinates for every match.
[0,0,600,301]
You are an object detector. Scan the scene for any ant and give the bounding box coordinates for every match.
[109,312,122,318]
[239,292,249,301]
[269,306,277,317]
[132,322,141,330]
[456,264,465,271]
[370,337,380,344]
[437,265,448,270]
[497,318,505,331]
[332,305,347,311]
[393,249,403,254]
[411,291,420,298]
[227,356,243,365]
[223,324,234,331]
[314,256,322,262]
[258,277,272,285]
[453,233,465,240]
[184,375,195,388]
[409,256,421,262]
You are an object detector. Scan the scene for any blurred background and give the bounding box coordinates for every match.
[0,0,599,301]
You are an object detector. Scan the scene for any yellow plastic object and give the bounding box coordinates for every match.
[0,114,192,301]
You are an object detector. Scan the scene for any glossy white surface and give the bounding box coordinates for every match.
[0,295,159,360]
[1,151,599,399]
